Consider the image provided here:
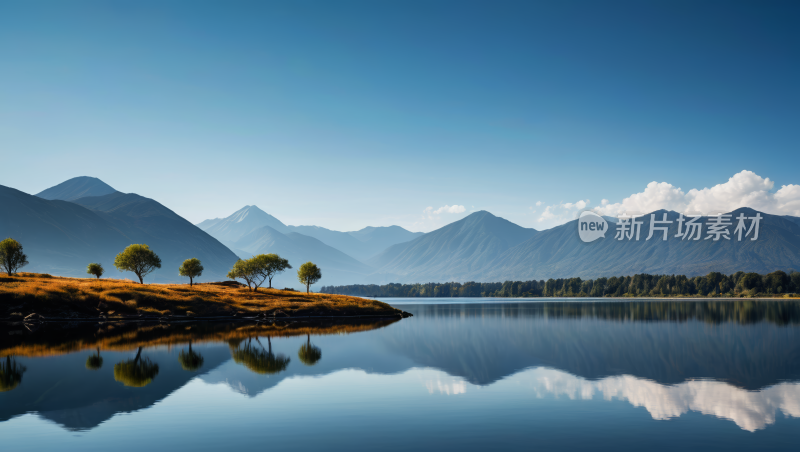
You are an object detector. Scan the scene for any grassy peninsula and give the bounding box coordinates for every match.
[0,273,408,321]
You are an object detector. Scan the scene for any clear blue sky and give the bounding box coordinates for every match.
[1,0,798,231]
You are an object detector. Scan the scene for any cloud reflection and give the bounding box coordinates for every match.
[520,368,800,432]
[425,378,467,396]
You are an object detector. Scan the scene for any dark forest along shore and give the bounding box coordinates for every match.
[2,299,800,451]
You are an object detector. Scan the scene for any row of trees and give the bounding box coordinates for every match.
[321,270,800,298]
[227,254,322,293]
[86,244,202,284]
[0,238,323,291]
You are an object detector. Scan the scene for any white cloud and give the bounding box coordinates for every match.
[413,204,469,231]
[595,170,800,217]
[536,199,590,227]
[536,201,543,206]
[429,204,466,215]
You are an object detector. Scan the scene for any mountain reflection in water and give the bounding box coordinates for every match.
[1,299,800,446]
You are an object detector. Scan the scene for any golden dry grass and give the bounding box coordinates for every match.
[0,273,402,319]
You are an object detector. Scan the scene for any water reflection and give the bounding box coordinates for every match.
[230,337,291,375]
[298,334,322,366]
[0,318,397,431]
[178,341,204,372]
[393,298,800,325]
[0,356,26,392]
[421,367,800,432]
[113,347,160,387]
[2,300,800,438]
[386,301,800,388]
[85,348,103,371]
[532,370,800,432]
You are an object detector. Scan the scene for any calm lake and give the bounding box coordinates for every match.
[2,298,800,451]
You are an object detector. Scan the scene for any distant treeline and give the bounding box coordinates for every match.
[320,270,800,298]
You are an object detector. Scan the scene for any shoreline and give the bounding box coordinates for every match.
[371,296,800,301]
[0,273,412,322]
[0,312,411,324]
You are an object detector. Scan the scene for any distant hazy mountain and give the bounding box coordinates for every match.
[368,211,538,283]
[198,206,423,262]
[21,179,800,287]
[347,226,424,258]
[476,208,800,281]
[286,225,423,261]
[35,176,117,201]
[198,206,288,243]
[71,191,240,282]
[230,225,374,288]
[0,179,239,283]
[0,184,139,278]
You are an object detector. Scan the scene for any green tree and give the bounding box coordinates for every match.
[259,254,292,289]
[228,255,290,291]
[178,341,204,371]
[227,259,259,291]
[704,272,725,295]
[113,347,159,387]
[179,258,204,287]
[765,270,790,294]
[297,262,322,293]
[114,244,161,284]
[86,347,103,370]
[737,272,762,294]
[298,334,321,366]
[791,271,800,293]
[87,263,104,279]
[0,238,29,276]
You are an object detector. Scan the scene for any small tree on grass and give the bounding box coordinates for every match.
[87,263,104,279]
[297,262,321,294]
[256,254,291,289]
[228,255,285,291]
[0,238,29,276]
[227,259,259,291]
[114,244,161,284]
[179,258,204,286]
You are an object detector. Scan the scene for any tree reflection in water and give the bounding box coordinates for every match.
[0,355,26,392]
[230,337,290,375]
[86,347,103,370]
[178,341,204,372]
[114,347,159,387]
[298,334,321,366]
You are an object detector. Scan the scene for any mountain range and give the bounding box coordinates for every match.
[199,205,422,261]
[473,208,800,281]
[0,177,238,283]
[1,176,799,287]
[366,210,537,282]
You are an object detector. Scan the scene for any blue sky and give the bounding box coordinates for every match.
[1,0,798,231]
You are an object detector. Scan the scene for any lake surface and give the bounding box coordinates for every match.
[2,298,800,451]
